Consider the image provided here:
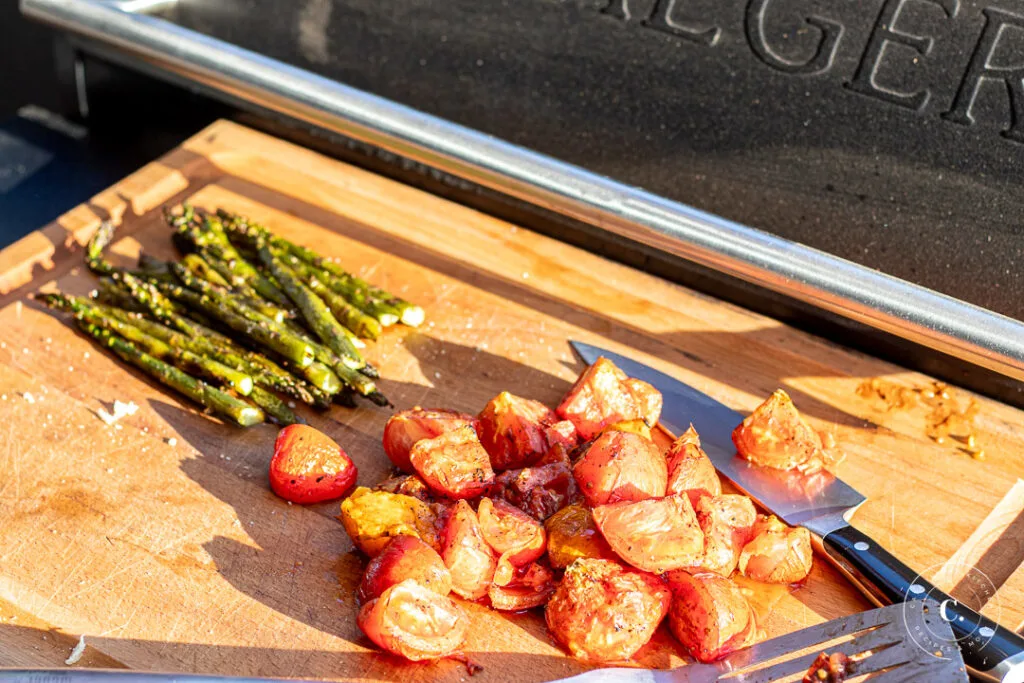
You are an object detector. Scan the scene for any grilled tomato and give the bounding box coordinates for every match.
[383,407,478,473]
[409,425,495,500]
[340,487,440,557]
[544,419,580,454]
[545,504,616,569]
[573,430,667,507]
[357,579,468,661]
[268,425,357,504]
[696,494,757,576]
[477,497,547,585]
[665,570,757,662]
[593,495,704,573]
[557,356,663,440]
[732,390,829,473]
[493,461,577,521]
[545,558,670,663]
[375,474,435,503]
[665,425,722,507]
[488,561,556,611]
[358,536,453,604]
[478,392,559,470]
[440,499,497,600]
[738,514,813,583]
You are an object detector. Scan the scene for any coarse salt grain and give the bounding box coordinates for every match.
[22,392,34,404]
[167,437,177,447]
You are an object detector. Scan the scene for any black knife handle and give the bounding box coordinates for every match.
[822,524,1024,681]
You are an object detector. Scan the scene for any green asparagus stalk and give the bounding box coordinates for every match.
[182,253,230,287]
[152,274,316,369]
[287,258,382,340]
[254,244,365,370]
[250,386,302,425]
[69,318,264,428]
[182,251,291,323]
[85,221,117,276]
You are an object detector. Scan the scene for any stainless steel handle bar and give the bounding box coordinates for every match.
[21,0,1024,383]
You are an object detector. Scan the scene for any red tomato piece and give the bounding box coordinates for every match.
[545,558,670,663]
[665,570,757,663]
[409,425,495,500]
[557,357,663,440]
[357,579,468,661]
[268,425,357,504]
[440,500,497,600]
[732,390,829,473]
[357,536,453,604]
[573,430,667,507]
[665,425,722,508]
[738,515,813,583]
[488,561,556,611]
[592,495,704,573]
[383,407,478,473]
[544,419,579,453]
[493,461,578,521]
[375,474,435,503]
[478,392,559,470]
[477,497,547,586]
[696,494,757,576]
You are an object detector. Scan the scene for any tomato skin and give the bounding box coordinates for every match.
[488,561,556,611]
[269,425,358,505]
[545,558,670,664]
[545,504,617,569]
[478,392,559,470]
[357,579,468,661]
[696,494,757,576]
[409,425,495,500]
[440,500,497,600]
[557,357,663,440]
[665,570,757,663]
[358,536,453,604]
[665,426,722,508]
[477,497,547,586]
[383,408,478,473]
[738,515,813,583]
[592,495,704,573]
[732,390,828,473]
[573,430,667,507]
[493,461,577,521]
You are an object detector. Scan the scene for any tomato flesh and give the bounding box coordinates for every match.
[545,558,670,664]
[732,390,828,473]
[573,430,667,507]
[493,461,577,521]
[488,561,556,611]
[383,407,478,473]
[545,504,616,569]
[738,515,813,583]
[358,536,453,604]
[557,357,663,440]
[477,497,547,586]
[592,495,704,573]
[357,579,468,661]
[696,494,757,576]
[478,392,559,470]
[665,425,722,508]
[268,425,358,505]
[440,500,497,600]
[665,570,757,663]
[409,425,495,500]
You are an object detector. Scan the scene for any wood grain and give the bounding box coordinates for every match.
[0,120,1021,680]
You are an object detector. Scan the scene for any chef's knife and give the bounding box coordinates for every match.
[571,341,1024,683]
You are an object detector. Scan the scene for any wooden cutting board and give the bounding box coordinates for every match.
[1,120,1022,681]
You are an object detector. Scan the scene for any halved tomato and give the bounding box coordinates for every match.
[493,461,577,521]
[357,579,468,661]
[488,561,556,611]
[545,504,617,569]
[732,390,829,473]
[382,407,478,472]
[557,357,663,440]
[268,425,358,505]
[440,500,497,600]
[478,392,559,470]
[375,474,435,503]
[545,558,670,663]
[409,425,495,500]
[477,497,547,586]
[357,536,453,604]
[665,570,757,663]
[573,430,667,507]
[592,495,704,573]
[340,487,440,557]
[696,494,757,576]
[665,425,722,507]
[738,515,813,583]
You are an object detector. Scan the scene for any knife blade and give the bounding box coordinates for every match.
[570,341,1024,683]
